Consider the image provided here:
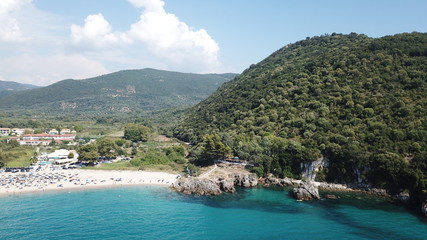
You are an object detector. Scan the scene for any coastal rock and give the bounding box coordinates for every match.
[318,182,348,191]
[231,173,258,187]
[422,201,427,217]
[172,173,258,196]
[173,178,222,195]
[367,188,388,197]
[395,191,410,203]
[263,175,300,187]
[219,178,235,193]
[292,182,320,201]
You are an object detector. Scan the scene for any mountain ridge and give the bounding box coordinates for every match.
[0,68,237,115]
[0,80,39,93]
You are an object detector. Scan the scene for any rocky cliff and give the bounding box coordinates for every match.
[172,173,258,195]
[293,182,320,200]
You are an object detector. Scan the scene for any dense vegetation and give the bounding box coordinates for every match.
[0,68,236,117]
[175,33,427,205]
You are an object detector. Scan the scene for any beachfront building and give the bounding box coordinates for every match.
[49,129,59,135]
[60,129,77,135]
[48,149,79,165]
[12,128,34,135]
[18,139,51,146]
[36,149,79,165]
[12,128,25,135]
[60,129,71,134]
[22,133,76,141]
[0,128,11,136]
[14,133,76,146]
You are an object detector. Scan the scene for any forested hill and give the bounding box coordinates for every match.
[174,33,427,205]
[0,68,236,115]
[0,80,39,93]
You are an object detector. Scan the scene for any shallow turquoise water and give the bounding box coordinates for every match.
[0,186,426,240]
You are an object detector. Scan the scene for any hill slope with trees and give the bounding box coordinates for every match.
[174,32,427,208]
[0,68,236,116]
[0,80,39,96]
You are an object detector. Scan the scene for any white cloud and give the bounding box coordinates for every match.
[70,0,221,73]
[0,0,33,42]
[128,0,164,12]
[0,54,109,86]
[127,0,221,72]
[70,13,131,49]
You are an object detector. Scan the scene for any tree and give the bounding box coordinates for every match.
[201,134,232,162]
[78,144,98,162]
[124,124,151,142]
[97,138,117,158]
[115,139,125,147]
[0,152,5,168]
[131,147,138,156]
[8,139,20,148]
[68,152,75,159]
[49,139,56,146]
[73,124,84,132]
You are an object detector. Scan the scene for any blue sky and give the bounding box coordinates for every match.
[0,0,426,86]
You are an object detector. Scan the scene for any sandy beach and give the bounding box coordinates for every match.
[0,169,180,197]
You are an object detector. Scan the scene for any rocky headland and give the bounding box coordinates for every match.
[172,173,258,195]
[172,165,427,217]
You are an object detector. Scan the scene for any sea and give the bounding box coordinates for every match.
[0,186,426,240]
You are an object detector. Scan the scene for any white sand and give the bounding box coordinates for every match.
[0,169,180,197]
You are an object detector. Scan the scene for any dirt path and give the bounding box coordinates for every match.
[198,164,217,178]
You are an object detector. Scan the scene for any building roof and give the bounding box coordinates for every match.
[22,134,76,137]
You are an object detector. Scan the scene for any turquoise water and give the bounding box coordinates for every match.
[0,186,426,240]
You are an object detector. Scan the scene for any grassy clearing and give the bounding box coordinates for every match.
[88,161,137,171]
[87,161,181,174]
[4,147,34,168]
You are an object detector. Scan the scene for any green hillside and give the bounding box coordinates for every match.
[0,69,236,115]
[175,33,427,205]
[0,80,39,95]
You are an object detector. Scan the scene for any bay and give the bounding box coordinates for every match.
[0,186,426,240]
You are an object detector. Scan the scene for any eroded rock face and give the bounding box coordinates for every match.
[231,173,258,188]
[219,178,235,193]
[262,175,302,187]
[173,179,222,195]
[395,191,410,203]
[421,201,427,217]
[292,182,320,201]
[172,173,258,195]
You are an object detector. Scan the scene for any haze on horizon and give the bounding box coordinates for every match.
[0,0,426,86]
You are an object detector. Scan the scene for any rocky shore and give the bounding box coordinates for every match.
[172,170,427,217]
[172,173,390,199]
[172,173,258,195]
[260,175,389,196]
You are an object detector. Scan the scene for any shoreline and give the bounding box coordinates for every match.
[0,169,180,197]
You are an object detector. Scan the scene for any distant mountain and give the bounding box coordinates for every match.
[0,80,39,92]
[0,68,237,115]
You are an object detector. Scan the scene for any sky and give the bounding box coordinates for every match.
[0,0,426,86]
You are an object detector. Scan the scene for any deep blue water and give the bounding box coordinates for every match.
[0,186,426,240]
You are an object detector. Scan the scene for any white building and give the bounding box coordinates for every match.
[60,129,71,134]
[49,129,59,135]
[47,149,79,165]
[0,128,10,136]
[11,128,25,135]
[18,140,51,146]
[14,133,75,146]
